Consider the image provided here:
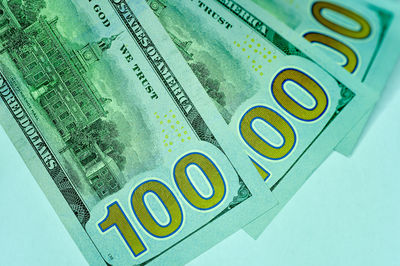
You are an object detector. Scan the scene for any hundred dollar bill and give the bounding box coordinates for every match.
[145,0,378,238]
[0,0,278,265]
[250,0,400,155]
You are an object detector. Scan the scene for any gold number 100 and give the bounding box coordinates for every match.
[98,152,227,258]
[304,1,372,74]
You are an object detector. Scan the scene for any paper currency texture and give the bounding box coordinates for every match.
[250,0,400,155]
[145,0,378,238]
[0,0,276,264]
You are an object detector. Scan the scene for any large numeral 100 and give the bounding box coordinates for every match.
[304,1,372,74]
[98,152,227,257]
[240,68,328,179]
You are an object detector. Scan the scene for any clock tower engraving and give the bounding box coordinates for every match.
[146,0,167,17]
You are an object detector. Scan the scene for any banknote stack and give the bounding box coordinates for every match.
[0,0,399,264]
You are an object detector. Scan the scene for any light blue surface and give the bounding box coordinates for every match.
[1,60,400,265]
[0,0,279,264]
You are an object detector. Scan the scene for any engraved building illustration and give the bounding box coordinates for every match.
[146,0,167,17]
[146,0,194,60]
[0,1,126,199]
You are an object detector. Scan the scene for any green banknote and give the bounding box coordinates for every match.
[0,0,278,264]
[250,0,400,155]
[145,0,378,238]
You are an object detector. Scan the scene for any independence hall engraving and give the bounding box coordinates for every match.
[0,1,126,199]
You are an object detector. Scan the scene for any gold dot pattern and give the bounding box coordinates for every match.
[233,35,279,77]
[155,110,192,153]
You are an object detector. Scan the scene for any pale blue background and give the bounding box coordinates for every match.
[0,61,400,265]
